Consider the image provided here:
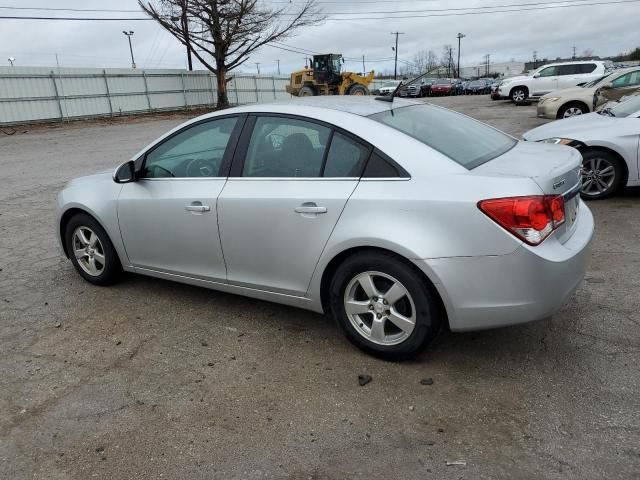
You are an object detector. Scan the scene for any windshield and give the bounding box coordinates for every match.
[607,95,640,117]
[368,105,516,169]
[582,73,612,88]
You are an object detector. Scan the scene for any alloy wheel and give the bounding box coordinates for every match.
[563,107,584,118]
[72,226,105,276]
[581,157,616,196]
[512,90,525,102]
[343,271,416,346]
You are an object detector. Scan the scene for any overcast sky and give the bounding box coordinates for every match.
[1,0,639,75]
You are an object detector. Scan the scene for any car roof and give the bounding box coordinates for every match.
[226,96,424,117]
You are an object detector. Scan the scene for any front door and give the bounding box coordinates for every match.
[218,115,371,295]
[118,116,242,280]
[604,70,640,102]
[532,65,559,95]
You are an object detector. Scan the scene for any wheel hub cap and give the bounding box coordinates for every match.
[72,226,105,277]
[344,271,416,346]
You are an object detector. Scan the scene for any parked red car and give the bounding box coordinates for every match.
[430,79,454,96]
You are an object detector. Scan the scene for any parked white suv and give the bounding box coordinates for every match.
[498,61,608,103]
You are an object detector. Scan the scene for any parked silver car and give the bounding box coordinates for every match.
[524,94,640,199]
[56,97,594,359]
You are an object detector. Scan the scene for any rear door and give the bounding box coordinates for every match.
[557,64,582,89]
[217,114,371,295]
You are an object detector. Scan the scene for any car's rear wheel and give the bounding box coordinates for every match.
[510,87,528,104]
[64,213,122,285]
[329,251,442,360]
[580,149,624,200]
[558,102,588,119]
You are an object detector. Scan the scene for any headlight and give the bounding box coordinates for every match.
[548,97,561,102]
[539,138,578,146]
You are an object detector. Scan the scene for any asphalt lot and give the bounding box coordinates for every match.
[1,96,639,480]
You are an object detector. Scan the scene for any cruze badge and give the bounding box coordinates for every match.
[553,179,566,189]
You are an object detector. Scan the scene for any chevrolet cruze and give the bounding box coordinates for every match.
[56,97,594,359]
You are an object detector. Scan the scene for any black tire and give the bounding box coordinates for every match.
[580,149,625,200]
[557,101,589,119]
[64,212,122,286]
[509,86,528,104]
[347,84,369,96]
[329,251,442,360]
[298,85,315,97]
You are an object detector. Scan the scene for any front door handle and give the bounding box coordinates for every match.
[295,202,327,215]
[185,202,211,213]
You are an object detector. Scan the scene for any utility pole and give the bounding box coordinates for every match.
[484,54,490,76]
[254,62,261,75]
[572,46,577,59]
[7,57,15,66]
[182,3,193,71]
[456,33,465,79]
[122,31,136,69]
[276,59,280,75]
[391,31,405,80]
[533,50,538,69]
[362,55,366,74]
[448,47,453,77]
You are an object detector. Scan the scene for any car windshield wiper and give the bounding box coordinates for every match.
[600,107,616,117]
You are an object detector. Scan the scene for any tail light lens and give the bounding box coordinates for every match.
[478,195,565,245]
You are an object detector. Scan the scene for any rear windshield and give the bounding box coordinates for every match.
[434,79,451,84]
[368,104,516,169]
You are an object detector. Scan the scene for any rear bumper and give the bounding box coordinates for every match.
[417,203,594,331]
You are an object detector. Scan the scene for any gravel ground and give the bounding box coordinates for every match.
[1,96,639,480]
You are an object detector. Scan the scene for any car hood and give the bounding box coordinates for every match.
[502,75,530,85]
[522,112,616,141]
[66,170,113,187]
[542,86,596,99]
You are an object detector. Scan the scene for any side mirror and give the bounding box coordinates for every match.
[113,160,136,183]
[533,73,541,78]
[601,82,614,90]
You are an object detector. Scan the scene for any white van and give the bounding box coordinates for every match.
[498,61,607,103]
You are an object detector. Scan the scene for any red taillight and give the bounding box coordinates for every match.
[478,195,565,245]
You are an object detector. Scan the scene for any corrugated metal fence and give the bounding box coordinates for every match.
[0,66,391,126]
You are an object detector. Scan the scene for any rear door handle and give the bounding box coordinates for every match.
[295,203,327,215]
[185,202,211,213]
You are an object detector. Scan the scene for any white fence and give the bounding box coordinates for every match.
[0,66,392,126]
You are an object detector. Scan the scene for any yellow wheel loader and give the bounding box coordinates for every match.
[285,54,375,97]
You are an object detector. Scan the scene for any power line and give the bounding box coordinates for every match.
[0,0,640,22]
[0,6,140,13]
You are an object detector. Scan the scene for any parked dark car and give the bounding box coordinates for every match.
[419,78,436,97]
[465,80,489,95]
[430,79,454,96]
[453,80,464,95]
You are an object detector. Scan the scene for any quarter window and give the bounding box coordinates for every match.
[242,116,331,177]
[143,117,238,178]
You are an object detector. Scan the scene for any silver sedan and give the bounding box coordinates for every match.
[524,94,640,199]
[56,97,594,359]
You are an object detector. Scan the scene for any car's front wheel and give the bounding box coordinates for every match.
[329,251,442,360]
[64,213,122,285]
[557,101,588,119]
[580,149,624,200]
[510,87,528,103]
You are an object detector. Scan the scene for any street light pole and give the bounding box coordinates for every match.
[276,59,280,75]
[122,31,136,69]
[254,62,261,75]
[456,32,465,78]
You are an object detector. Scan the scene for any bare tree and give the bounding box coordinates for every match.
[139,0,324,108]
[412,49,439,75]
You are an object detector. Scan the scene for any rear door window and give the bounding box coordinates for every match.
[579,63,597,73]
[558,64,580,76]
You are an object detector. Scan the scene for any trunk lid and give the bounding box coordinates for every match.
[473,141,582,243]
